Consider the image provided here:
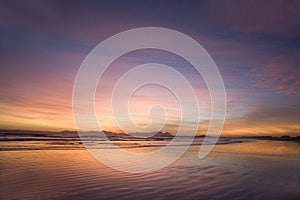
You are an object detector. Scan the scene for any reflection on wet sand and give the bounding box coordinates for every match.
[0,140,299,200]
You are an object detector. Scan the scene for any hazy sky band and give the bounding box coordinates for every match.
[0,0,299,136]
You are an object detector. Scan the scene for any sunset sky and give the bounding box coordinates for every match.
[0,0,299,136]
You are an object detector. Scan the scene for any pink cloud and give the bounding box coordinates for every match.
[252,53,300,95]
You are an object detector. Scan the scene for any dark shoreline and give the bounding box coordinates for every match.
[0,129,299,143]
[241,135,300,143]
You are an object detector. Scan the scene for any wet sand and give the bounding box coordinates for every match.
[1,140,299,200]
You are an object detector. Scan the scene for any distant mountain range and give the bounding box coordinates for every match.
[0,129,174,141]
[0,129,299,142]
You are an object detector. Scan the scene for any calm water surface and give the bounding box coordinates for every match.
[1,140,299,200]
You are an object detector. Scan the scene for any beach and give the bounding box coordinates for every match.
[2,1,300,199]
[1,140,299,200]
